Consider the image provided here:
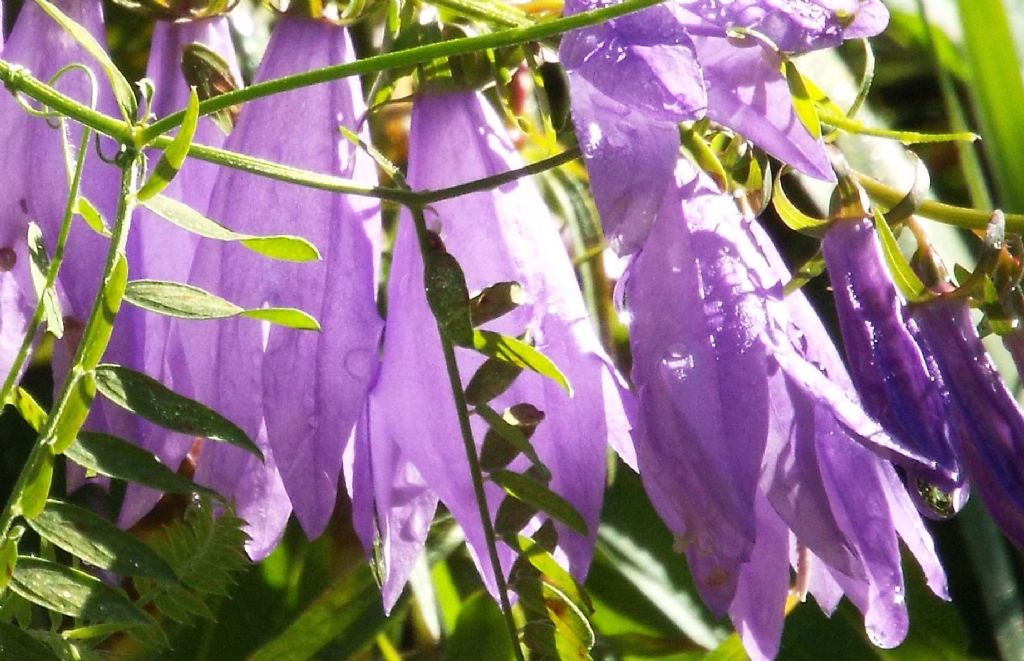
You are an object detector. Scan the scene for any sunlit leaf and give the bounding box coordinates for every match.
[424,249,475,345]
[16,449,54,520]
[26,223,63,339]
[783,60,822,140]
[93,364,262,459]
[75,196,110,236]
[143,194,320,263]
[181,43,241,134]
[28,500,177,582]
[772,172,830,237]
[873,209,931,303]
[137,88,200,202]
[472,330,570,394]
[445,591,516,661]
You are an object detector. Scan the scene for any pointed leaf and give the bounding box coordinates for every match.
[472,330,570,394]
[475,404,548,479]
[873,209,931,303]
[510,534,592,613]
[66,431,215,497]
[26,223,63,339]
[469,281,526,326]
[137,88,200,202]
[49,371,96,454]
[783,60,822,140]
[10,387,47,432]
[124,280,320,330]
[93,364,262,459]
[465,358,523,407]
[31,0,137,123]
[424,249,475,345]
[28,500,177,582]
[10,557,151,626]
[772,172,831,237]
[181,43,241,134]
[17,450,54,520]
[75,196,110,236]
[0,622,59,661]
[143,194,320,263]
[79,254,128,371]
[489,469,588,536]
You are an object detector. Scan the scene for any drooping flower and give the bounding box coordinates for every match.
[912,297,1024,548]
[559,0,887,253]
[177,14,383,559]
[621,158,946,659]
[366,88,634,602]
[108,17,243,528]
[0,0,118,383]
[820,218,967,514]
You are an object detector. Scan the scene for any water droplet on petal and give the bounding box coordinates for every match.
[0,247,16,272]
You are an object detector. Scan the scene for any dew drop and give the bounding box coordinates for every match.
[344,348,373,379]
[0,247,16,272]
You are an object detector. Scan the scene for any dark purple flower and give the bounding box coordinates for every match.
[367,88,634,602]
[912,298,1024,548]
[178,15,383,559]
[560,0,887,253]
[622,159,945,659]
[821,218,966,514]
[110,17,242,528]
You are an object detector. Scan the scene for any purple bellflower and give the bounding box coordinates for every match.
[107,18,242,528]
[912,297,1024,548]
[178,14,383,559]
[559,0,887,253]
[622,159,946,659]
[366,88,635,605]
[821,218,967,515]
[0,0,118,383]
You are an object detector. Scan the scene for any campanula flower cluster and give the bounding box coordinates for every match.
[6,0,1024,659]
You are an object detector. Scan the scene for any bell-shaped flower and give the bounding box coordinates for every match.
[621,158,946,659]
[821,218,966,513]
[177,14,383,559]
[0,0,118,383]
[912,297,1024,548]
[559,0,887,253]
[106,17,242,527]
[368,88,634,602]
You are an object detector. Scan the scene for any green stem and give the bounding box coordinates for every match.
[0,124,92,408]
[138,0,662,142]
[0,152,140,541]
[854,171,1024,232]
[410,206,525,661]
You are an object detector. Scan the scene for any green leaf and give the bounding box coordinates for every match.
[49,370,96,454]
[494,496,537,537]
[93,364,262,459]
[66,431,216,497]
[249,563,388,661]
[783,250,826,297]
[471,330,571,394]
[680,126,728,191]
[873,209,931,303]
[514,578,595,659]
[124,280,320,330]
[475,403,547,479]
[137,88,200,202]
[424,249,475,345]
[75,196,110,236]
[10,557,151,626]
[79,254,128,371]
[31,0,137,123]
[783,60,822,140]
[143,194,320,263]
[445,591,516,661]
[772,172,831,237]
[28,500,177,582]
[16,449,54,520]
[489,469,588,536]
[0,622,60,661]
[465,358,523,407]
[181,43,241,135]
[509,534,592,614]
[26,222,63,339]
[0,538,17,592]
[10,387,47,432]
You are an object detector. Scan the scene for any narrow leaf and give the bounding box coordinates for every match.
[49,371,96,454]
[819,109,978,144]
[31,0,137,123]
[0,622,59,661]
[0,538,17,592]
[93,364,262,459]
[475,404,547,479]
[66,431,215,497]
[424,249,475,345]
[181,43,241,134]
[490,469,588,536]
[783,60,822,140]
[26,223,63,339]
[79,254,128,371]
[465,358,523,407]
[472,330,570,394]
[873,209,931,303]
[144,194,320,263]
[75,196,110,236]
[772,172,831,237]
[509,534,592,613]
[137,88,200,202]
[10,387,47,432]
[17,449,54,520]
[470,281,526,326]
[124,280,320,330]
[29,500,177,582]
[10,557,150,626]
